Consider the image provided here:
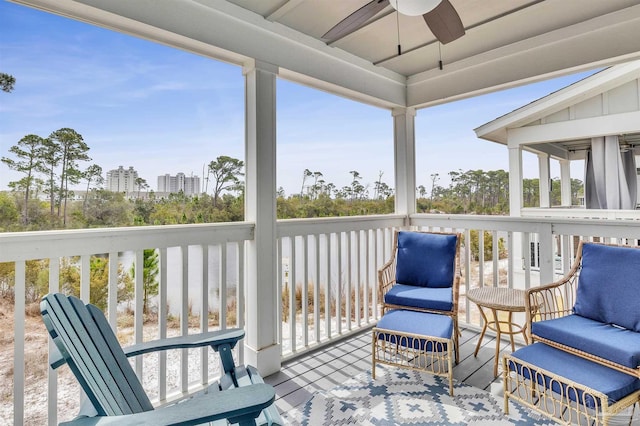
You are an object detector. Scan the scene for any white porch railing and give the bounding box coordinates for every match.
[0,223,253,425]
[521,207,640,220]
[276,215,405,359]
[2,214,640,424]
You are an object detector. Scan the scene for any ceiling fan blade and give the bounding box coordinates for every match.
[322,0,389,43]
[423,0,465,44]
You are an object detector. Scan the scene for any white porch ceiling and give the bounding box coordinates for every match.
[11,0,640,109]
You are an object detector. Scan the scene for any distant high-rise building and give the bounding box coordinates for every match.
[106,166,139,193]
[157,173,201,196]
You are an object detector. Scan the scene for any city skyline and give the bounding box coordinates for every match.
[157,172,200,196]
[1,1,596,198]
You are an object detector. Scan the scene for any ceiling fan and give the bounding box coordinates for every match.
[322,0,465,45]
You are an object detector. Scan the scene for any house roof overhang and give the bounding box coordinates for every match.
[9,0,640,110]
[474,60,640,160]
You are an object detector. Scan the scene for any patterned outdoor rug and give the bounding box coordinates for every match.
[282,364,556,425]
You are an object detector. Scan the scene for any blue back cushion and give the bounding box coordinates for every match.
[395,231,457,288]
[574,243,640,332]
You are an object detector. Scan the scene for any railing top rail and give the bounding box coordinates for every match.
[0,222,255,262]
[277,214,406,237]
[4,213,640,262]
[522,207,640,220]
[410,213,640,238]
[551,221,640,240]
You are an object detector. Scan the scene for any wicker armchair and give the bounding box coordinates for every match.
[525,241,640,378]
[378,230,462,363]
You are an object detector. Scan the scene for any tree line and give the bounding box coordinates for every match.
[420,170,583,214]
[297,169,393,201]
[1,164,584,234]
[0,130,250,230]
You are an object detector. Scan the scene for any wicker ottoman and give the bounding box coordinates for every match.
[503,343,640,426]
[372,309,454,395]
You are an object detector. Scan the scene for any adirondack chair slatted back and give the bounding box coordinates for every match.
[41,293,154,416]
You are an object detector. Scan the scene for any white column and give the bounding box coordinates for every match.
[538,153,551,208]
[243,60,281,376]
[560,159,572,207]
[393,108,417,217]
[508,145,524,272]
[508,146,523,217]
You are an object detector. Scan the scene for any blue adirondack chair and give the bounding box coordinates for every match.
[41,293,282,425]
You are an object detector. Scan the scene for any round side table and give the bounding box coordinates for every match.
[466,287,529,377]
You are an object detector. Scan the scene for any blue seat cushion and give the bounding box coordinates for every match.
[531,314,640,370]
[574,243,640,332]
[395,231,457,288]
[509,343,640,408]
[376,309,453,352]
[384,284,453,312]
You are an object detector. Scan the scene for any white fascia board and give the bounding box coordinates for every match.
[475,61,640,142]
[277,68,403,109]
[13,0,407,108]
[476,129,508,145]
[507,110,640,147]
[407,4,640,110]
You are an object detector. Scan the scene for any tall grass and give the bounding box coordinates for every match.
[281,282,376,324]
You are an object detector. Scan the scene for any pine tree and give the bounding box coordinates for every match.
[49,128,91,224]
[1,134,46,224]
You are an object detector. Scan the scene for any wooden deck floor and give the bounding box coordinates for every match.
[265,326,524,414]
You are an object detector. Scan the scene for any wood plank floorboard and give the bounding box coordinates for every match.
[266,326,524,415]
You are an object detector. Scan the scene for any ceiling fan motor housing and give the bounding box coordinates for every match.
[390,0,442,16]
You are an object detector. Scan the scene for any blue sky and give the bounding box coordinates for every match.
[0,1,596,196]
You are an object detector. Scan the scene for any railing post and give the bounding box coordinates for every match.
[201,244,209,385]
[289,237,297,352]
[159,248,168,402]
[538,223,555,285]
[48,258,60,426]
[135,250,145,379]
[14,261,25,426]
[302,235,309,347]
[80,255,90,302]
[243,60,281,375]
[107,252,118,330]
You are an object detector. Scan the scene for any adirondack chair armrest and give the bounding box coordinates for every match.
[49,344,66,370]
[123,328,245,358]
[60,383,275,426]
[49,329,246,370]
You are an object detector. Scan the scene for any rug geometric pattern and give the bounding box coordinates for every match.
[282,364,557,425]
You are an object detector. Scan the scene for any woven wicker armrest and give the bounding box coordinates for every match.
[526,264,580,327]
[378,258,396,302]
[526,273,578,324]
